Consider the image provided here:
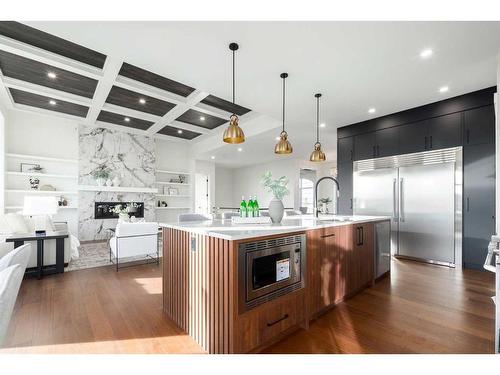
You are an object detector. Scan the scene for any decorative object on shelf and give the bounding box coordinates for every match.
[161,201,168,207]
[21,163,43,173]
[168,177,183,183]
[157,200,161,207]
[58,196,68,207]
[105,178,113,187]
[178,174,186,184]
[29,177,40,190]
[39,184,56,191]
[91,165,111,186]
[168,187,179,195]
[310,93,326,162]
[223,42,245,144]
[275,72,293,154]
[317,197,332,214]
[112,174,121,187]
[261,171,289,224]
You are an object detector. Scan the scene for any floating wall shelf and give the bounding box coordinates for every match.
[7,171,78,179]
[6,153,78,163]
[78,185,158,193]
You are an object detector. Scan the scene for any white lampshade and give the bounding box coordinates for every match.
[23,196,59,216]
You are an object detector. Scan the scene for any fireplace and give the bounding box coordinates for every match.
[94,202,145,219]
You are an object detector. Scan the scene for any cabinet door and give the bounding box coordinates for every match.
[337,136,354,163]
[463,143,496,269]
[318,228,338,310]
[464,105,495,146]
[428,112,462,150]
[375,126,399,157]
[350,223,374,292]
[354,132,376,161]
[398,120,428,155]
[337,161,353,215]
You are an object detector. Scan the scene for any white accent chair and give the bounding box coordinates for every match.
[0,243,31,346]
[109,222,159,271]
[178,213,210,222]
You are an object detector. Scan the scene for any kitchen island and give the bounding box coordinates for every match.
[160,215,390,353]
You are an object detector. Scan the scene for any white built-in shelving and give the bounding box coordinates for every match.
[6,189,77,194]
[6,153,78,163]
[5,205,78,210]
[6,171,78,179]
[155,169,192,215]
[78,185,158,193]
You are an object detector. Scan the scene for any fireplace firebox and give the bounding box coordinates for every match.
[94,202,144,219]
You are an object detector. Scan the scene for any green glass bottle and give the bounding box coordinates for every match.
[240,196,247,218]
[253,196,260,217]
[247,196,255,218]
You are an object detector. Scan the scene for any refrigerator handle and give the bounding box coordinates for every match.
[392,178,398,221]
[399,178,404,222]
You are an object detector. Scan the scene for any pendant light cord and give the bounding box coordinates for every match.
[282,76,286,132]
[316,96,320,143]
[232,49,235,104]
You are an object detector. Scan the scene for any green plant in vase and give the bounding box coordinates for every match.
[91,166,111,186]
[261,171,289,223]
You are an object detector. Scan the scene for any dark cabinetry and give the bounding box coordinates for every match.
[353,127,399,160]
[463,142,496,269]
[464,105,495,146]
[427,112,462,150]
[337,136,353,163]
[398,120,428,154]
[337,161,352,215]
[354,132,376,160]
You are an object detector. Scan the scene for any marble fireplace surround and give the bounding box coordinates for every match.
[78,126,156,241]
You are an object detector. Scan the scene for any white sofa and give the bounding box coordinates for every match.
[109,222,159,269]
[0,243,31,346]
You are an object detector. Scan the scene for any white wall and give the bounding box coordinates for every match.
[214,166,234,208]
[195,160,215,214]
[0,107,6,214]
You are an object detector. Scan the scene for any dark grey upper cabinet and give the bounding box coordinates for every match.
[353,132,376,161]
[398,120,428,155]
[463,142,496,269]
[375,126,399,157]
[427,112,462,150]
[337,161,353,215]
[337,136,354,163]
[464,105,495,146]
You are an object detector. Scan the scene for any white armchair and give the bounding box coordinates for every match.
[109,222,159,271]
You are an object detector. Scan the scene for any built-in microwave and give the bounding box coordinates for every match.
[238,234,305,312]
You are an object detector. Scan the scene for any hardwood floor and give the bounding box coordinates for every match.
[1,258,495,354]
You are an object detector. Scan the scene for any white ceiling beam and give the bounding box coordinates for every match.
[193,101,234,120]
[0,35,103,80]
[114,76,188,106]
[146,90,209,135]
[0,69,14,110]
[85,57,123,125]
[153,132,191,144]
[169,120,211,135]
[1,76,92,107]
[101,103,160,123]
[12,102,86,122]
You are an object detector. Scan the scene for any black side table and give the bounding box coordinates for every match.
[6,232,69,279]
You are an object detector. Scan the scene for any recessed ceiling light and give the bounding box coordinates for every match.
[237,147,243,152]
[368,108,376,114]
[47,72,57,79]
[199,116,205,121]
[211,156,215,160]
[420,49,433,58]
[177,129,183,134]
[320,123,326,128]
[124,117,130,122]
[49,100,57,106]
[139,98,146,104]
[439,86,449,93]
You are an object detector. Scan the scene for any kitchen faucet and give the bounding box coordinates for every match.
[314,176,340,218]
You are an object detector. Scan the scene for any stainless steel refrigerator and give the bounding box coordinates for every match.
[353,147,461,267]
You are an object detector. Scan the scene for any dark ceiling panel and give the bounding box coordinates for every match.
[105,86,176,116]
[0,50,98,98]
[176,109,227,130]
[119,62,195,97]
[200,95,251,116]
[158,125,201,140]
[97,110,154,131]
[9,88,89,117]
[0,21,107,69]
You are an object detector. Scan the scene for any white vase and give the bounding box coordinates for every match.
[96,177,106,186]
[112,176,121,187]
[105,178,113,187]
[268,198,284,224]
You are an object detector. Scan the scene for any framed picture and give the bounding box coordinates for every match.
[168,187,179,196]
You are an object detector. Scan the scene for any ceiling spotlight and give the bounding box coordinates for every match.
[124,117,130,122]
[420,49,433,58]
[237,147,243,152]
[211,156,215,160]
[200,116,205,121]
[139,98,146,104]
[49,100,57,106]
[177,129,183,134]
[439,86,449,93]
[368,108,376,114]
[47,72,57,79]
[320,123,326,128]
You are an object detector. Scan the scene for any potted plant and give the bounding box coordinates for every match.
[317,197,333,214]
[91,166,111,186]
[261,171,289,224]
[110,204,129,222]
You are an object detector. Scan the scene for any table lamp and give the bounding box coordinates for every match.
[22,196,59,234]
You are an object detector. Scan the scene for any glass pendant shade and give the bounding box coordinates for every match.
[310,142,326,162]
[223,114,245,144]
[275,131,293,154]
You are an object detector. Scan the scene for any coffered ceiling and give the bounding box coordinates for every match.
[0,21,253,142]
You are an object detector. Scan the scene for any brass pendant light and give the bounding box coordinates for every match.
[223,42,245,144]
[274,72,293,154]
[309,93,326,162]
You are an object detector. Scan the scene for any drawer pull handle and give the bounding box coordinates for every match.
[321,234,336,238]
[267,314,289,327]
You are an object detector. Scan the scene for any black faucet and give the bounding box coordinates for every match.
[314,176,340,218]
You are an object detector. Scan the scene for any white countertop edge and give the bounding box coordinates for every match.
[159,215,390,241]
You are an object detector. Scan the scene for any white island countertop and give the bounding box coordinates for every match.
[159,215,390,241]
